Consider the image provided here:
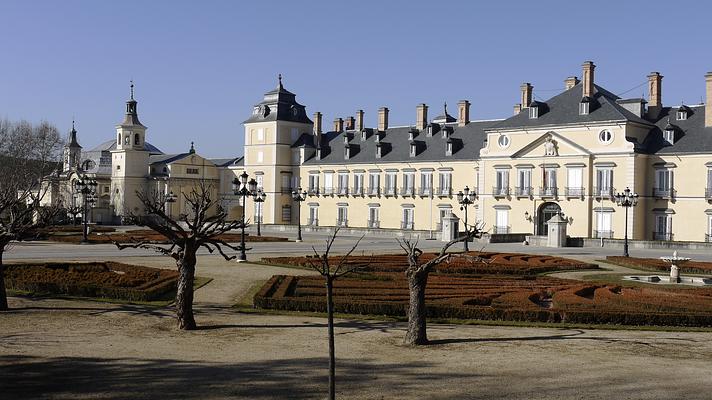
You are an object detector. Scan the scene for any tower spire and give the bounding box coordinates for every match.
[130,80,134,100]
[278,73,283,90]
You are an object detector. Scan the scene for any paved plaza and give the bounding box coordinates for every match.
[2,232,712,399]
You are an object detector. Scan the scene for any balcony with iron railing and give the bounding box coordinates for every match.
[384,186,397,197]
[436,187,452,197]
[351,186,364,196]
[593,186,614,200]
[401,221,415,230]
[400,186,415,196]
[307,218,319,226]
[653,188,675,199]
[593,230,614,239]
[514,186,532,197]
[653,231,673,241]
[336,219,348,228]
[419,187,433,196]
[492,225,511,234]
[321,187,334,196]
[307,187,319,196]
[538,186,558,198]
[367,186,381,196]
[336,186,349,196]
[492,186,509,198]
[706,188,712,202]
[367,220,380,229]
[565,187,585,198]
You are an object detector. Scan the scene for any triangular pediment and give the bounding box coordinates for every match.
[510,131,591,159]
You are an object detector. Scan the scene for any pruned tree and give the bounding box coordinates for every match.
[0,119,63,311]
[304,228,367,400]
[114,182,246,330]
[397,222,484,345]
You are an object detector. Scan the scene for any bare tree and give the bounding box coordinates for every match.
[304,229,367,400]
[397,222,484,345]
[0,119,63,311]
[114,182,246,330]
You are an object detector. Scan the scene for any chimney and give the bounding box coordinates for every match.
[706,72,712,127]
[313,112,322,147]
[355,109,364,131]
[457,100,470,126]
[333,118,344,133]
[648,72,663,109]
[513,104,522,115]
[564,76,580,90]
[520,83,533,108]
[416,103,428,131]
[582,61,595,98]
[378,107,389,131]
[345,116,355,130]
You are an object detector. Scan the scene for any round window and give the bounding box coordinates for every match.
[599,129,613,144]
[497,135,510,148]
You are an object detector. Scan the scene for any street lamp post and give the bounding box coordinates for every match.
[73,176,98,244]
[232,172,257,262]
[614,187,639,258]
[252,188,266,237]
[291,187,308,242]
[456,186,476,252]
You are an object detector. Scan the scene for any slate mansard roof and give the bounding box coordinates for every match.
[243,79,313,125]
[642,105,712,154]
[302,119,499,165]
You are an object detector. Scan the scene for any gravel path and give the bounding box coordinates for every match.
[2,254,712,399]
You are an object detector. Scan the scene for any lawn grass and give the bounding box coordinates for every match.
[7,276,213,307]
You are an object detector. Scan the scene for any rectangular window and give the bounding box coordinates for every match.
[337,173,349,195]
[385,172,397,196]
[420,172,432,196]
[567,168,583,197]
[353,173,364,195]
[281,173,292,194]
[369,173,380,195]
[495,209,509,234]
[186,168,199,175]
[368,207,379,228]
[495,170,509,196]
[308,174,319,194]
[402,173,415,195]
[337,206,348,226]
[595,212,613,238]
[324,172,334,195]
[541,168,557,197]
[309,205,318,226]
[517,168,531,196]
[438,172,452,196]
[257,128,264,141]
[281,205,292,222]
[402,208,414,230]
[655,169,672,190]
[655,215,672,240]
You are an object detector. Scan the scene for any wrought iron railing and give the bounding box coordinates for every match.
[367,220,380,229]
[492,186,509,198]
[492,226,511,234]
[652,231,673,241]
[514,186,532,197]
[565,187,585,198]
[539,187,558,198]
[653,188,675,199]
[593,186,614,200]
[593,230,614,239]
[401,221,414,230]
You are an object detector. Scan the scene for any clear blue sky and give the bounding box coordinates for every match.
[1,0,711,158]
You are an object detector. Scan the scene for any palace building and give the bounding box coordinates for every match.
[46,61,712,243]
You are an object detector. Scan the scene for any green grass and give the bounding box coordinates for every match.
[7,276,213,307]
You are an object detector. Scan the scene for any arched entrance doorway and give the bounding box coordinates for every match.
[538,202,561,235]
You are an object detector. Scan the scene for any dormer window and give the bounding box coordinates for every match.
[441,127,451,139]
[446,139,453,156]
[529,102,540,119]
[579,97,591,115]
[676,107,688,121]
[344,145,351,160]
[409,142,416,157]
[361,130,368,141]
[343,134,349,145]
[376,143,383,159]
[408,130,415,141]
[663,127,675,145]
[426,125,433,137]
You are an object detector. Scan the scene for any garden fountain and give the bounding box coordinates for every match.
[623,251,712,286]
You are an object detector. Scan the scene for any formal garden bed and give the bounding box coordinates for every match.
[256,253,712,327]
[44,229,289,244]
[4,261,180,302]
[607,256,712,274]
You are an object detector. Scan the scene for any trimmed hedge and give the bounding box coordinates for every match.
[607,256,712,274]
[5,262,178,302]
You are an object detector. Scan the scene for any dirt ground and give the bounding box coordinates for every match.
[2,255,712,400]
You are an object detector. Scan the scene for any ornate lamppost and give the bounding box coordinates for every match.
[291,187,308,242]
[614,187,639,257]
[74,176,98,244]
[456,186,476,252]
[233,172,257,262]
[252,188,266,236]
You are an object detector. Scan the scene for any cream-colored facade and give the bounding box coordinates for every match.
[237,63,712,243]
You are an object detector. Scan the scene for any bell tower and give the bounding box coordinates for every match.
[110,81,150,218]
[63,120,82,172]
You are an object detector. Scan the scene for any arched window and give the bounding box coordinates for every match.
[134,133,140,146]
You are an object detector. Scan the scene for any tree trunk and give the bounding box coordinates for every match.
[175,249,197,330]
[326,276,336,400]
[405,270,429,345]
[0,249,7,311]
